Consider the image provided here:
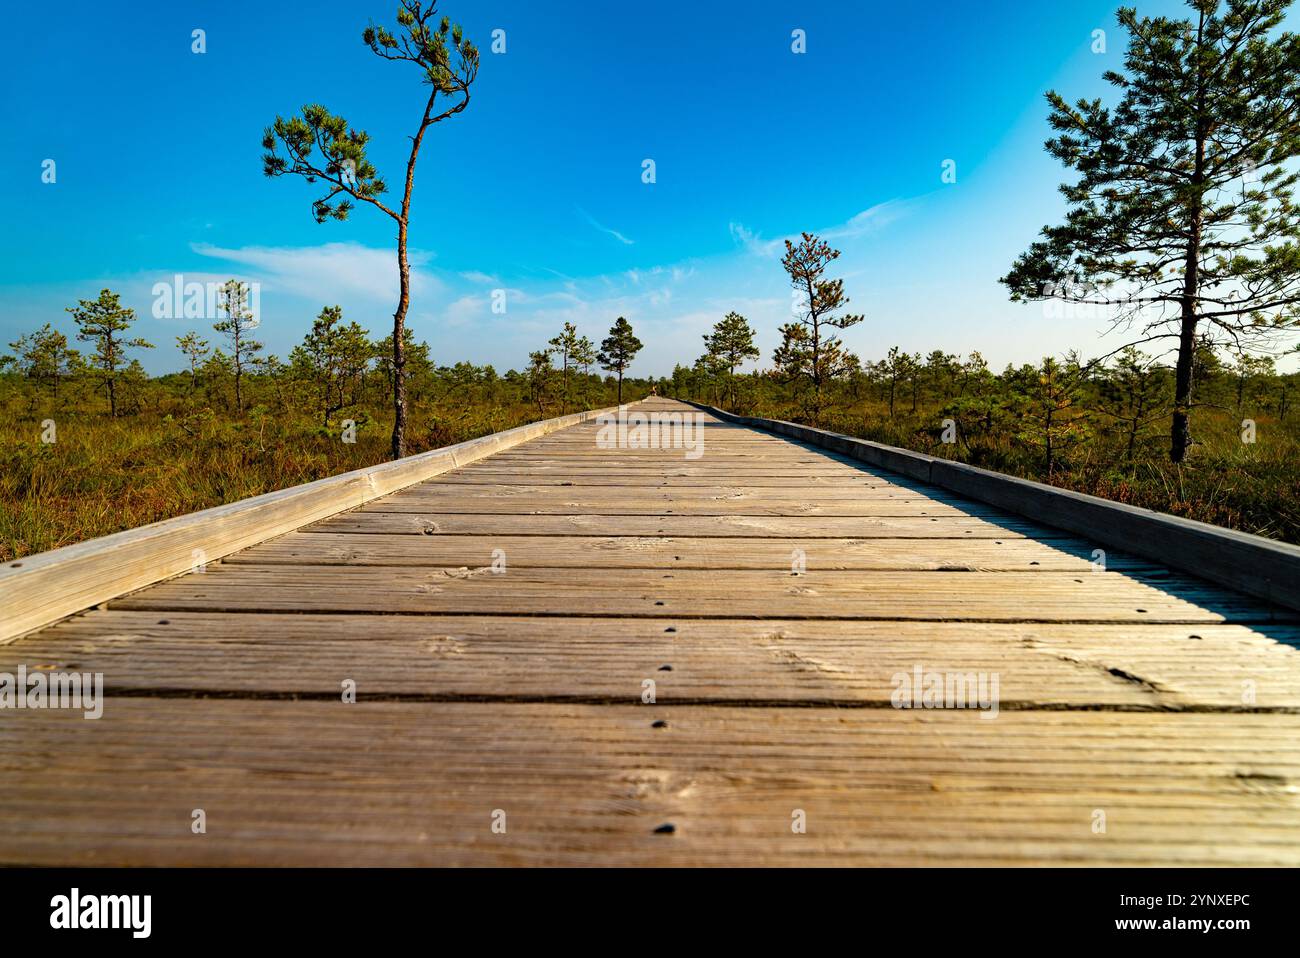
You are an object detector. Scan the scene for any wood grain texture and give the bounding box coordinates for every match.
[225,531,1160,571]
[5,397,1300,866]
[355,487,1018,517]
[108,565,1290,623]
[307,511,1068,538]
[8,612,1300,709]
[2,701,1299,866]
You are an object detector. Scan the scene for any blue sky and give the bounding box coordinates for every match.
[2,0,1272,376]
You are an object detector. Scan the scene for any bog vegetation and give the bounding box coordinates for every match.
[676,320,1300,544]
[0,301,649,561]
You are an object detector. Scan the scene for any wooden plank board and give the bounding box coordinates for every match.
[370,483,1001,502]
[354,496,1016,518]
[386,483,946,499]
[479,454,859,465]
[10,612,1300,708]
[307,511,1072,538]
[456,454,874,467]
[435,475,901,487]
[108,565,1292,623]
[3,701,1299,866]
[471,467,843,473]
[226,531,1158,571]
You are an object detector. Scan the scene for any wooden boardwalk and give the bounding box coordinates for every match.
[3,397,1300,865]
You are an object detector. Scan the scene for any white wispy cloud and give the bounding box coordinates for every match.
[444,293,489,328]
[578,207,635,245]
[625,264,696,286]
[729,198,912,258]
[728,221,773,256]
[191,241,440,302]
[822,198,911,241]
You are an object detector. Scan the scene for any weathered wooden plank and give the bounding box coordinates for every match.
[462,454,866,466]
[355,495,1014,518]
[436,475,897,487]
[226,531,1155,571]
[455,465,881,478]
[481,454,854,464]
[533,450,790,454]
[108,565,1291,623]
[307,512,1071,539]
[10,612,1300,708]
[373,483,999,502]
[395,483,940,499]
[3,701,1298,866]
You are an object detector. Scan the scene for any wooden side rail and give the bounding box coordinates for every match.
[688,402,1300,613]
[0,401,641,643]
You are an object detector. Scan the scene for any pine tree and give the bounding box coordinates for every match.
[924,350,959,400]
[213,279,263,413]
[942,352,1005,451]
[703,311,760,407]
[374,328,433,407]
[261,0,479,460]
[175,331,210,394]
[1015,355,1092,476]
[1098,347,1170,460]
[1229,352,1276,413]
[597,317,643,404]
[290,305,373,426]
[1003,0,1300,462]
[875,346,913,419]
[774,232,863,422]
[669,363,692,400]
[9,323,80,405]
[693,351,728,405]
[527,348,554,413]
[201,349,236,411]
[67,288,153,417]
[548,322,582,413]
[572,333,596,408]
[957,351,990,398]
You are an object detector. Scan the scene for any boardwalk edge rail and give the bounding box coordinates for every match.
[0,401,643,644]
[688,401,1300,614]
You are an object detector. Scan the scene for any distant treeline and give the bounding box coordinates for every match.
[673,341,1298,474]
[0,291,654,560]
[667,306,1300,542]
[2,285,653,436]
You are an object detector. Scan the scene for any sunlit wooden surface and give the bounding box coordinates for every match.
[3,399,1299,865]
